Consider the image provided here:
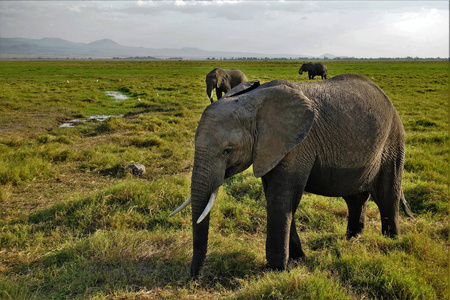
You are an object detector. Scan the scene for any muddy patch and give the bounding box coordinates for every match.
[59,115,123,128]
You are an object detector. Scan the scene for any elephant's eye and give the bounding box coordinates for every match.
[222,147,233,156]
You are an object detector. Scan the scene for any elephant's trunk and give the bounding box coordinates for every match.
[206,85,214,103]
[191,194,210,277]
[189,161,223,277]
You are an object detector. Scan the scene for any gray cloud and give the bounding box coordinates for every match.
[0,1,448,57]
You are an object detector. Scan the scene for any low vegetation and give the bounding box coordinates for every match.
[0,60,448,299]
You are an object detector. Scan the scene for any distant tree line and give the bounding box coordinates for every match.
[113,56,158,60]
[331,56,448,61]
[207,56,448,61]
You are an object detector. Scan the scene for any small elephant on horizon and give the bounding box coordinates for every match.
[299,62,327,80]
[206,68,248,103]
[171,74,414,278]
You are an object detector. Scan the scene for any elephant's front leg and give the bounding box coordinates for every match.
[266,199,292,270]
[215,89,223,100]
[263,173,304,270]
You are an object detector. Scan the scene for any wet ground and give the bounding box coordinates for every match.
[59,91,129,128]
[105,91,130,101]
[59,115,123,128]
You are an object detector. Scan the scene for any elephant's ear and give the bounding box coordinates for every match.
[222,80,260,99]
[250,85,315,178]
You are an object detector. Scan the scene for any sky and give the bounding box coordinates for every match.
[0,1,448,58]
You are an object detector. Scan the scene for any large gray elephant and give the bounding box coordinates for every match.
[298,62,327,80]
[206,68,248,103]
[171,74,413,278]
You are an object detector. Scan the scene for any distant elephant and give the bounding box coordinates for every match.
[171,75,413,278]
[298,62,327,80]
[206,68,248,103]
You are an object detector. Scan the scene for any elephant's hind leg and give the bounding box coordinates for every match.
[289,218,306,261]
[371,170,402,238]
[343,192,370,239]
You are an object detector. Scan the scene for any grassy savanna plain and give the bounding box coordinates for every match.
[0,60,448,299]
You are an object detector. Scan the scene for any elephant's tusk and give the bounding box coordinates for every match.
[196,187,219,224]
[169,196,191,217]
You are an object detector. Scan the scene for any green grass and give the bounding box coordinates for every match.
[0,60,448,299]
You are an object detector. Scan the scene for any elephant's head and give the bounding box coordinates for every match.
[206,68,227,101]
[171,81,315,277]
[298,62,314,75]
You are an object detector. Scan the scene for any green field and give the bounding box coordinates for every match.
[0,60,448,299]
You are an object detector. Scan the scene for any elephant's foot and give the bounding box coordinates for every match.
[264,256,306,273]
[345,226,364,240]
[190,265,202,279]
[289,253,306,263]
[264,263,286,272]
[288,255,307,269]
[381,219,400,238]
[289,247,306,262]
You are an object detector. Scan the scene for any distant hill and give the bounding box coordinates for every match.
[87,39,123,48]
[0,37,320,60]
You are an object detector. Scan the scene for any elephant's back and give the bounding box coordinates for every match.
[327,73,371,82]
[317,62,327,71]
[262,75,399,123]
[300,74,394,111]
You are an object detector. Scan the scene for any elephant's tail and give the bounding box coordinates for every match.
[401,190,415,219]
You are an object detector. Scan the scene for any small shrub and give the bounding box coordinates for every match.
[95,117,129,134]
[128,135,163,148]
[37,134,54,144]
[55,135,73,145]
[99,163,127,178]
[0,184,12,202]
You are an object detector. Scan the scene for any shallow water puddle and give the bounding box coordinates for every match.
[59,91,129,127]
[105,91,130,101]
[59,115,123,128]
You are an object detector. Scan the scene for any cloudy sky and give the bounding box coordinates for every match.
[0,1,448,58]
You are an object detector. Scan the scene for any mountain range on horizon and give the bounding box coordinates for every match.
[0,37,336,60]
